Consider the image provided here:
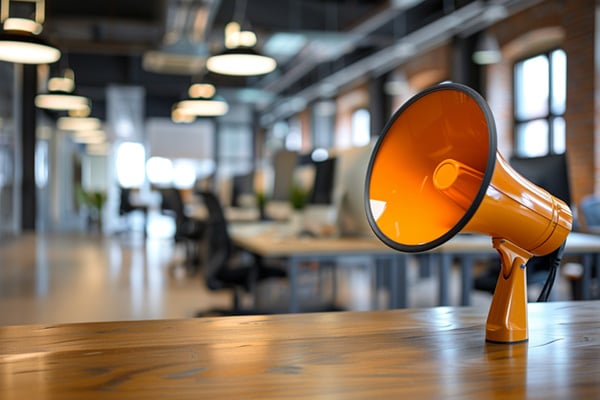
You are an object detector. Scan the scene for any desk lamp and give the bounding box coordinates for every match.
[364,83,572,343]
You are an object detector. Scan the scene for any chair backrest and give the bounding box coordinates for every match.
[119,187,133,215]
[160,188,193,241]
[198,191,233,290]
[580,195,600,229]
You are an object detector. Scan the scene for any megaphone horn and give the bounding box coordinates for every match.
[364,82,572,343]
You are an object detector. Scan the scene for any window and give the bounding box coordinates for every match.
[218,123,253,176]
[116,142,145,188]
[351,108,371,147]
[513,49,566,157]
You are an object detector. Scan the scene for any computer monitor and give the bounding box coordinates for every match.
[509,153,572,205]
[308,157,337,205]
[333,142,376,237]
[231,171,255,207]
[271,150,298,201]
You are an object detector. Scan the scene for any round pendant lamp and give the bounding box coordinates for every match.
[206,46,276,76]
[206,13,276,76]
[0,0,61,64]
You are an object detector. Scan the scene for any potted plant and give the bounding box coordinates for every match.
[76,186,107,233]
[289,184,308,211]
[289,184,308,233]
[256,191,268,220]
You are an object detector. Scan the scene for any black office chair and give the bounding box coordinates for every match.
[197,191,287,315]
[580,195,600,232]
[569,194,600,299]
[118,187,148,235]
[159,188,205,273]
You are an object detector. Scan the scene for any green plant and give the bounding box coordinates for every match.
[256,191,267,209]
[289,185,308,210]
[76,186,107,222]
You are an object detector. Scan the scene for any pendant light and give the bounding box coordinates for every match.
[175,97,229,117]
[35,67,90,112]
[57,107,101,131]
[206,0,276,76]
[472,32,501,65]
[0,0,61,64]
[171,78,228,122]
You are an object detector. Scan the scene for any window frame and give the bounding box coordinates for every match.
[512,48,566,157]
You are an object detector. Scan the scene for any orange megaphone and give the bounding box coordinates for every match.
[364,83,572,343]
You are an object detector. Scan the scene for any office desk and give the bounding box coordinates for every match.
[434,232,600,306]
[233,223,600,310]
[186,203,260,223]
[2,301,600,398]
[231,223,405,312]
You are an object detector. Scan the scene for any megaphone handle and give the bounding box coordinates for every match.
[485,238,532,344]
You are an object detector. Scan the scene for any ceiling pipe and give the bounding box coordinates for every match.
[261,0,423,95]
[261,0,545,126]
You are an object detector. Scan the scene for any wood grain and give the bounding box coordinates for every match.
[2,301,600,399]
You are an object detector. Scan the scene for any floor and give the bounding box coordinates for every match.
[0,225,577,327]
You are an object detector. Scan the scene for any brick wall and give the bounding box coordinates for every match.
[488,0,595,208]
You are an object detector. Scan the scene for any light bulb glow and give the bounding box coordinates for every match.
[0,39,60,64]
[206,52,276,76]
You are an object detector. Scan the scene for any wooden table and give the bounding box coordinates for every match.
[2,301,600,398]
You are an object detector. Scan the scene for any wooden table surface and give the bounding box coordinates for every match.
[2,301,600,399]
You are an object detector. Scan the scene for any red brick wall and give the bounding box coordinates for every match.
[352,0,595,211]
[563,0,595,205]
[486,0,595,208]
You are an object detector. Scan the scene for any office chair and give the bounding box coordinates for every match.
[580,195,600,232]
[159,188,205,274]
[567,194,600,299]
[196,191,287,315]
[118,187,148,235]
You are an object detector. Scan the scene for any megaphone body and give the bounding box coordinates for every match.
[365,83,572,343]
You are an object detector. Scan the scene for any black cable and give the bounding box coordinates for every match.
[536,241,567,302]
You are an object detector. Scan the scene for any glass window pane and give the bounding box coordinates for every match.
[551,49,566,115]
[146,157,174,186]
[285,118,302,151]
[515,120,549,157]
[116,142,146,188]
[312,100,335,148]
[218,123,253,178]
[219,125,252,158]
[552,117,566,154]
[515,55,549,120]
[351,108,371,146]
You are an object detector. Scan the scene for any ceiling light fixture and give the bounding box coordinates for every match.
[35,67,90,111]
[472,32,501,65]
[57,116,101,131]
[0,0,61,64]
[47,66,74,92]
[34,92,89,111]
[171,106,196,124]
[172,78,228,122]
[174,97,229,118]
[188,82,216,99]
[206,0,277,76]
